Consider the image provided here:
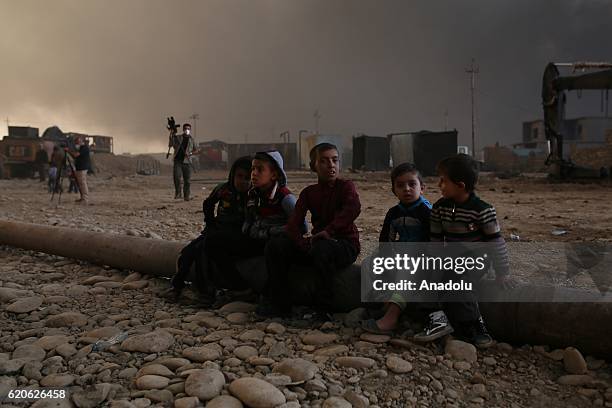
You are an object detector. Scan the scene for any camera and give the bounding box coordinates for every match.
[167,116,180,132]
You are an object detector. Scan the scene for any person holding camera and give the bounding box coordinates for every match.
[169,123,196,200]
[64,136,90,204]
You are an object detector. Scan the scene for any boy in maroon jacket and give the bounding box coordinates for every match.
[259,143,361,317]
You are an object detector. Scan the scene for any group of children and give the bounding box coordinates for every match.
[167,144,510,348]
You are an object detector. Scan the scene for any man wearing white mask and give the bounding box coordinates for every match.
[170,123,196,201]
[64,135,90,204]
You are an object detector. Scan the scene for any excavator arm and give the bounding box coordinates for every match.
[542,62,612,178]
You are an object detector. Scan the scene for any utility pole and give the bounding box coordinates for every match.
[313,109,321,135]
[466,58,479,157]
[444,108,448,131]
[5,117,9,134]
[298,129,309,169]
[189,113,200,141]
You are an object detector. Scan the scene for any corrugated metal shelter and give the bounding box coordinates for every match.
[389,130,458,176]
[226,143,298,169]
[352,135,389,171]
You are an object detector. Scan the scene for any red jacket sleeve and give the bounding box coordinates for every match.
[324,180,361,237]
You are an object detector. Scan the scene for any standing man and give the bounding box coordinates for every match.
[169,123,196,201]
[35,144,49,182]
[65,136,90,204]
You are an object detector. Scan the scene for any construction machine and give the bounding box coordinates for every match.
[0,126,41,178]
[542,61,612,179]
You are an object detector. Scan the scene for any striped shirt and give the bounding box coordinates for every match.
[430,193,510,276]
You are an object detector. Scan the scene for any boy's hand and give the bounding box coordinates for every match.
[311,230,332,242]
[496,275,516,290]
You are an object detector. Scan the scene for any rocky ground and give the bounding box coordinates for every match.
[1,171,612,407]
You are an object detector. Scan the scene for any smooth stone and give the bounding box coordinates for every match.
[135,375,170,390]
[248,357,275,366]
[40,373,75,387]
[563,347,588,375]
[12,344,46,361]
[323,397,352,408]
[120,330,175,353]
[226,313,249,324]
[314,345,349,357]
[154,357,191,370]
[206,395,244,408]
[265,322,286,335]
[239,329,266,342]
[386,356,413,373]
[143,389,173,403]
[300,330,338,345]
[0,287,29,303]
[335,357,376,369]
[6,296,43,313]
[445,339,477,363]
[229,377,286,407]
[30,400,73,408]
[182,346,221,362]
[45,312,88,327]
[234,346,258,360]
[55,343,77,358]
[118,367,138,379]
[273,358,319,383]
[184,368,225,401]
[174,396,200,408]
[0,358,27,374]
[122,280,149,290]
[557,374,594,386]
[35,335,70,351]
[359,333,390,344]
[137,364,175,378]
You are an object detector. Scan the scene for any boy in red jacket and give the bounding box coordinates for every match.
[259,143,361,317]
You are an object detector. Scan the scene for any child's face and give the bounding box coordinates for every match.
[251,159,277,189]
[233,168,251,193]
[314,148,339,182]
[438,172,466,201]
[393,172,423,205]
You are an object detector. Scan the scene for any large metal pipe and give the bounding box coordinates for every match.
[0,219,183,276]
[1,220,612,358]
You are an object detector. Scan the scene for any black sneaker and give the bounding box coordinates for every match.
[413,310,454,342]
[472,316,493,348]
[454,316,493,349]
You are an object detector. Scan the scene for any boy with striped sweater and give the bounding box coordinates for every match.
[425,154,511,348]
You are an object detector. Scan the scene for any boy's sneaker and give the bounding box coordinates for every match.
[455,316,494,349]
[413,310,454,342]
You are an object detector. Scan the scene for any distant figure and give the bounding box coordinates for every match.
[49,146,64,193]
[169,123,196,200]
[65,136,90,204]
[35,144,49,182]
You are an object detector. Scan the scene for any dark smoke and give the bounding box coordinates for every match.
[1,0,611,153]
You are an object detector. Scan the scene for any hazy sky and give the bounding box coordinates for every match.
[1,0,611,153]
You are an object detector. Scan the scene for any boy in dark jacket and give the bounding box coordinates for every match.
[259,143,361,317]
[166,156,252,302]
[205,151,298,293]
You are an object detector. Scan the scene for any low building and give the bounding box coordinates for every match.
[388,130,458,176]
[352,135,389,171]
